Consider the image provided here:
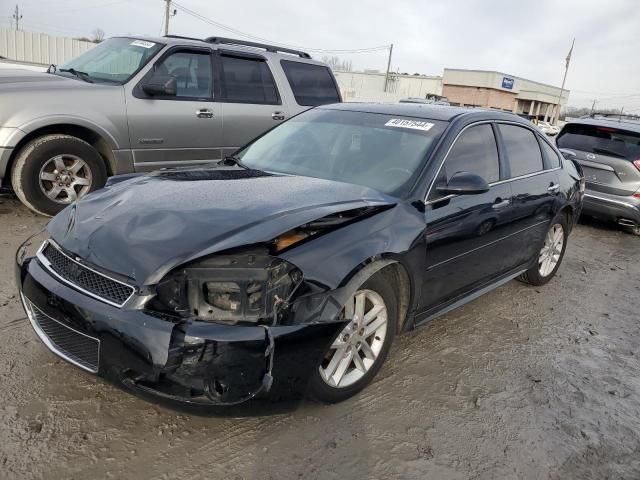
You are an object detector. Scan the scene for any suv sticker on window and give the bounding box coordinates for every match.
[385,119,434,131]
[130,40,156,49]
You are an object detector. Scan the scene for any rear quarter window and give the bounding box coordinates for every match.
[280,60,341,107]
[557,123,640,161]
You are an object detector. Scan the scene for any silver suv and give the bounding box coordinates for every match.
[0,35,341,215]
[556,114,640,234]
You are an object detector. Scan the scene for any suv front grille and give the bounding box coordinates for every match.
[22,295,100,373]
[39,241,135,307]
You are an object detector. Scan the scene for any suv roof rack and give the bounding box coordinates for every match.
[204,36,311,59]
[163,34,204,42]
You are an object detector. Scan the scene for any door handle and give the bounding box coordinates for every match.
[492,198,510,209]
[196,108,214,119]
[272,111,285,121]
[547,183,560,192]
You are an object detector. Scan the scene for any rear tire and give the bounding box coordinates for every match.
[518,213,569,286]
[11,134,108,216]
[307,269,397,403]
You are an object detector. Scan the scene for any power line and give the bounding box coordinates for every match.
[171,1,390,54]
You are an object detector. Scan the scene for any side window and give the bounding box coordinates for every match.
[280,60,341,106]
[219,55,280,104]
[539,139,561,169]
[152,50,212,99]
[442,124,500,184]
[498,124,544,177]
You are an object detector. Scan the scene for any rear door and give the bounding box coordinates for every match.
[556,122,640,196]
[496,123,560,267]
[217,52,289,156]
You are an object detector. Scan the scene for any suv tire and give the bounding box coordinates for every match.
[11,134,108,216]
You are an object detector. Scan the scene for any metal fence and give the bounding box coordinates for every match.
[0,28,95,66]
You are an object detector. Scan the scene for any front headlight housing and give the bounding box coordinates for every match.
[149,249,302,325]
[16,229,50,267]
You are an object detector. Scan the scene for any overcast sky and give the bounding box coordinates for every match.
[4,0,640,110]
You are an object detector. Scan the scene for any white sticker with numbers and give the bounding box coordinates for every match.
[384,118,434,131]
[130,40,156,49]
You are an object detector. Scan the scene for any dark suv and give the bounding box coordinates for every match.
[556,114,640,234]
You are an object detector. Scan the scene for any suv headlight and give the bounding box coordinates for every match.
[149,250,302,325]
[16,229,50,267]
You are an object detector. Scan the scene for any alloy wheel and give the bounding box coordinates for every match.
[319,289,388,388]
[538,223,564,277]
[38,154,92,204]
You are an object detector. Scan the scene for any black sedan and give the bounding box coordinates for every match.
[16,104,584,406]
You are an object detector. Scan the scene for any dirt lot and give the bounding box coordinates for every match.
[1,196,639,480]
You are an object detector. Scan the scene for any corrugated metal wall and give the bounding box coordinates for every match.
[0,28,95,66]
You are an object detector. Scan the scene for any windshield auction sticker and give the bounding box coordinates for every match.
[385,119,434,131]
[130,40,156,49]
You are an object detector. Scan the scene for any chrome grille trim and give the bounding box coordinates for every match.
[36,240,135,308]
[21,293,100,373]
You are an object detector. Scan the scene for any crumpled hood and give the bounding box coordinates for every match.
[47,167,396,285]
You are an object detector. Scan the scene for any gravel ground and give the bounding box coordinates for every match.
[1,196,639,480]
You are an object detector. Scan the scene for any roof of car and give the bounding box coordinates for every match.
[122,35,326,65]
[320,102,527,123]
[565,116,640,133]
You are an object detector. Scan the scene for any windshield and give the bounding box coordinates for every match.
[58,37,164,84]
[236,109,447,196]
[557,123,640,161]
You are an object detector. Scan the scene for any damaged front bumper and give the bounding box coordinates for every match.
[16,254,349,407]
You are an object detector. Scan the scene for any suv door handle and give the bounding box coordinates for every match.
[548,183,560,192]
[196,109,214,119]
[492,198,510,209]
[272,112,285,121]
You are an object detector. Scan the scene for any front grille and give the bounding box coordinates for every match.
[39,241,135,307]
[22,296,100,373]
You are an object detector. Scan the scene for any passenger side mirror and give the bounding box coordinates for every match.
[558,148,577,160]
[142,75,177,96]
[436,171,490,195]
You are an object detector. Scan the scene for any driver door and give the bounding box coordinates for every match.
[125,46,223,171]
[420,123,514,309]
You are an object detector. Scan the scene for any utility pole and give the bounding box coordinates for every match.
[163,0,177,36]
[554,38,574,125]
[590,99,597,115]
[13,4,22,31]
[383,43,393,93]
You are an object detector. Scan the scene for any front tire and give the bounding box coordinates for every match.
[307,270,397,403]
[11,134,108,216]
[518,214,569,286]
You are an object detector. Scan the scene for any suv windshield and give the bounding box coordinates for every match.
[236,108,447,196]
[557,123,640,161]
[58,37,164,84]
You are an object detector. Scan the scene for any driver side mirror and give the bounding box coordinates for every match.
[436,171,490,196]
[142,75,177,96]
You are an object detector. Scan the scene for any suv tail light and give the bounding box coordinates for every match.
[633,159,640,172]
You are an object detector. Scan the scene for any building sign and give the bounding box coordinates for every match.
[501,76,515,90]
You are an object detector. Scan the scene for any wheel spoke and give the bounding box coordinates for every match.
[69,159,85,174]
[363,304,384,325]
[354,293,365,321]
[46,185,63,200]
[353,352,366,372]
[40,172,58,182]
[332,349,354,386]
[344,295,355,321]
[360,341,376,360]
[65,187,78,202]
[364,315,387,338]
[53,156,66,172]
[322,345,347,381]
[72,177,90,187]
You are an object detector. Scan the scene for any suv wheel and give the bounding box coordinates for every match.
[518,213,569,286]
[307,270,397,403]
[11,134,108,216]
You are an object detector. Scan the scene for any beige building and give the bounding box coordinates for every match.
[442,69,569,123]
[334,70,443,103]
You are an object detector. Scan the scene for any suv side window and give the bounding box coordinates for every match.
[539,139,561,169]
[498,124,544,177]
[442,124,500,184]
[219,54,280,104]
[280,60,341,106]
[151,50,212,99]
